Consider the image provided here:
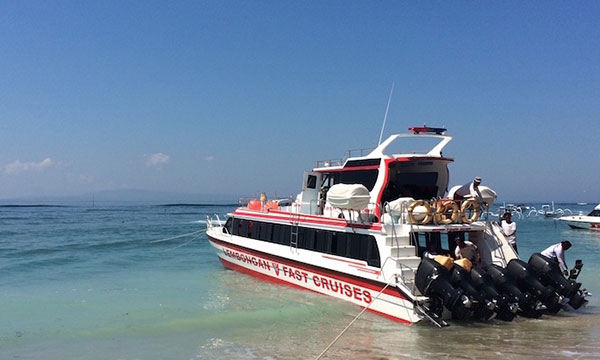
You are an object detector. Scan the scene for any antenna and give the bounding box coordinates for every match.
[378,81,395,145]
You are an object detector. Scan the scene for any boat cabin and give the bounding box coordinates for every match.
[297,132,454,221]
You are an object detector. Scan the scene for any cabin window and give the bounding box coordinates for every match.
[411,231,470,259]
[344,159,381,167]
[272,224,281,243]
[367,238,381,267]
[334,233,350,257]
[297,227,305,248]
[348,234,362,259]
[227,219,381,268]
[307,175,317,189]
[330,170,379,191]
[412,232,441,257]
[316,230,332,253]
[264,223,273,242]
[281,225,291,245]
[232,218,241,235]
[252,222,263,240]
[381,162,439,203]
[304,228,316,250]
[247,220,254,238]
[237,219,247,237]
[224,218,233,234]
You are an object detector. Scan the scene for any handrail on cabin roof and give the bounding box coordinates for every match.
[367,133,452,158]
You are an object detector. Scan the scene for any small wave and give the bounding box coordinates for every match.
[162,212,212,216]
[0,204,69,208]
[10,238,145,259]
[158,203,238,208]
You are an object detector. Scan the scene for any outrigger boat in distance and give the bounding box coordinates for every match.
[206,127,589,326]
[558,204,600,230]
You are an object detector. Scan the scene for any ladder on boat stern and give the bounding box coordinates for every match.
[290,209,300,252]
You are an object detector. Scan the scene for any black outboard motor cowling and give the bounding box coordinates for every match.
[528,253,586,310]
[415,258,470,320]
[487,264,542,318]
[506,259,561,312]
[451,265,495,320]
[471,267,517,321]
[528,253,580,298]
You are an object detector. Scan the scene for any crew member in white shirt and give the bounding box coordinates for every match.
[501,212,518,254]
[541,241,572,276]
[423,241,439,260]
[453,177,483,201]
[454,237,479,264]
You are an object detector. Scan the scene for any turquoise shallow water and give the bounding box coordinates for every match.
[1,203,600,359]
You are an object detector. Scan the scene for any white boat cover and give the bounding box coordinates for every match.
[387,197,416,216]
[327,184,371,210]
[479,186,497,207]
[448,185,497,208]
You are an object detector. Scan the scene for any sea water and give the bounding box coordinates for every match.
[1,203,600,359]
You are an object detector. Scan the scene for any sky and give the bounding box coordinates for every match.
[1,1,599,202]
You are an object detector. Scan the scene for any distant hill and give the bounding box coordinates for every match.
[0,189,243,205]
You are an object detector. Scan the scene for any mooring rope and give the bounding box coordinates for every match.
[161,234,202,252]
[149,229,206,243]
[315,276,397,360]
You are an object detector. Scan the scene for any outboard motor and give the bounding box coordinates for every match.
[450,264,495,320]
[471,267,517,321]
[568,259,589,309]
[506,259,563,313]
[415,258,471,320]
[487,264,543,318]
[569,259,584,280]
[528,253,587,310]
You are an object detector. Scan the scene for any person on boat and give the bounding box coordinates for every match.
[423,240,447,259]
[452,177,483,202]
[541,241,572,276]
[454,236,479,264]
[501,212,518,254]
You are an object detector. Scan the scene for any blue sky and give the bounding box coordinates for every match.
[1,1,599,202]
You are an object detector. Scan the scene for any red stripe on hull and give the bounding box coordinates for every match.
[208,235,408,300]
[217,256,413,325]
[321,254,366,267]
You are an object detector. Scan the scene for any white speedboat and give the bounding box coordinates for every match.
[558,204,600,230]
[206,127,588,326]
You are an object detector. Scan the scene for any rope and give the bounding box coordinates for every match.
[149,229,206,243]
[315,276,396,360]
[161,234,201,252]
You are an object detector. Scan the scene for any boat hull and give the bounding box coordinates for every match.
[207,233,422,325]
[565,221,600,230]
[559,216,600,230]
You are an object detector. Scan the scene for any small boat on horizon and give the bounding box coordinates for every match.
[558,204,600,231]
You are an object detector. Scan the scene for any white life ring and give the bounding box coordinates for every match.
[408,200,432,225]
[461,199,480,224]
[434,200,459,225]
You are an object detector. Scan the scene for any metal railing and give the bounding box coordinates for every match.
[379,256,417,298]
[207,214,231,236]
[314,148,374,168]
